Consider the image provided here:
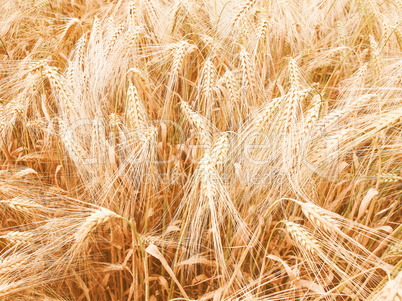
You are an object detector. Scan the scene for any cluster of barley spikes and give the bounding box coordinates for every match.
[0,0,401,300]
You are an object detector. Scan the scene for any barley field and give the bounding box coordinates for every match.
[0,0,401,300]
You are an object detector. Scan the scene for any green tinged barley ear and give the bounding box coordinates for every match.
[75,208,121,245]
[393,20,402,50]
[380,172,402,183]
[125,81,149,130]
[337,21,346,45]
[284,221,321,255]
[389,241,402,255]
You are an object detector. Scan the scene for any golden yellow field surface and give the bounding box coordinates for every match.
[0,0,401,300]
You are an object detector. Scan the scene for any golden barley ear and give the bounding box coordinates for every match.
[125,81,149,130]
[180,99,213,147]
[369,272,402,301]
[74,208,121,246]
[284,221,321,255]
